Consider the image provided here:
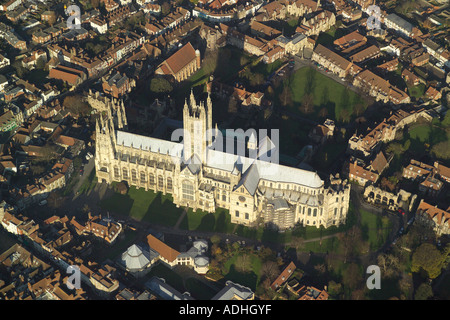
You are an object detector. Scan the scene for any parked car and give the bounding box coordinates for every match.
[39,200,47,206]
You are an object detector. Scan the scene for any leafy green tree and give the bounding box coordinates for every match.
[150,78,173,93]
[327,280,343,298]
[249,73,264,87]
[411,243,447,279]
[414,283,433,300]
[431,141,450,160]
[210,234,221,245]
[442,111,450,128]
[161,1,171,16]
[36,57,46,70]
[386,142,406,156]
[403,139,411,151]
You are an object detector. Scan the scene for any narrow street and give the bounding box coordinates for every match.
[72,155,95,201]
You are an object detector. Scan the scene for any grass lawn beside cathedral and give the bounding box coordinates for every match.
[222,252,263,292]
[281,66,367,124]
[100,186,357,249]
[178,207,234,233]
[100,186,184,227]
[359,209,392,251]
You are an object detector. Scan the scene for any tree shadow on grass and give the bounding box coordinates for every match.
[144,193,183,227]
[143,192,163,223]
[215,209,229,233]
[100,193,134,218]
[366,277,401,300]
[225,265,258,292]
[261,227,288,245]
[234,225,258,240]
[196,213,216,231]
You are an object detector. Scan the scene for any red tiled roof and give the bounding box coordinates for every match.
[159,42,197,76]
[271,261,296,290]
[147,234,180,263]
[417,201,450,228]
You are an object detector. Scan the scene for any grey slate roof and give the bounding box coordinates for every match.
[385,13,413,33]
[116,130,324,193]
[121,244,158,271]
[212,281,254,300]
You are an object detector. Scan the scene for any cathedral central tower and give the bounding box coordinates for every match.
[182,90,213,163]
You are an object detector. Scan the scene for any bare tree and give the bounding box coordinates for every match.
[260,261,280,282]
[280,86,293,107]
[291,236,305,250]
[236,254,251,273]
[318,107,328,118]
[300,93,314,114]
[338,226,362,263]
[377,253,400,278]
[314,263,326,275]
[82,204,90,214]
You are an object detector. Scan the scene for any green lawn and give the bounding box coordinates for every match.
[178,207,234,233]
[222,252,263,291]
[100,187,184,227]
[407,83,426,99]
[78,170,97,195]
[100,185,354,247]
[185,46,256,91]
[24,69,48,83]
[146,263,186,294]
[252,59,285,77]
[310,140,348,171]
[398,123,450,158]
[315,24,346,46]
[303,236,341,253]
[408,124,449,145]
[184,278,219,300]
[283,66,367,124]
[359,209,391,251]
[270,115,313,157]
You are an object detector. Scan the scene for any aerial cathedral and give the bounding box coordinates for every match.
[95,91,351,231]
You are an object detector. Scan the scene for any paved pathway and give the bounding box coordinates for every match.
[72,156,95,201]
[174,209,187,230]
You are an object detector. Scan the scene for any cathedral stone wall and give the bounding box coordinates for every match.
[95,92,351,231]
